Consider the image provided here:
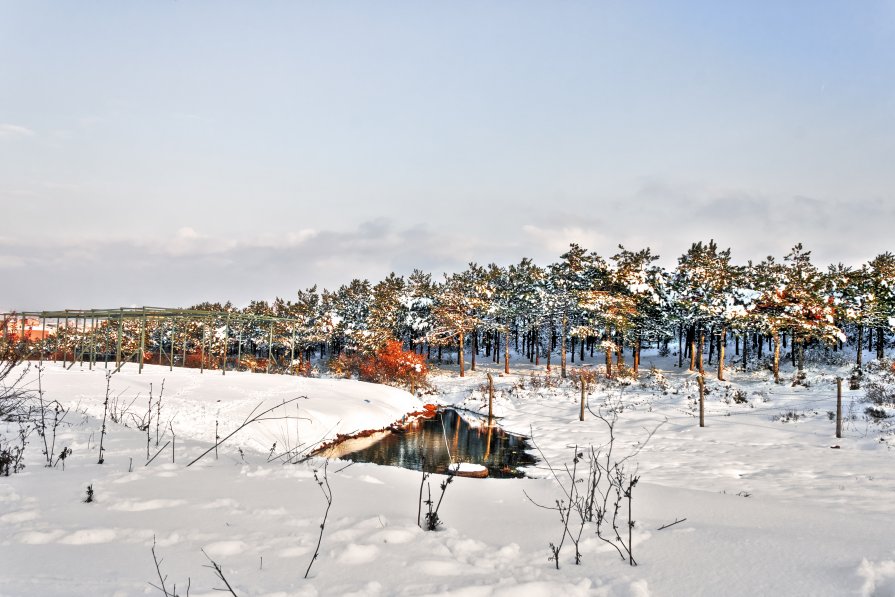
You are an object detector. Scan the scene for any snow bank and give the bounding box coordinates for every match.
[16,362,422,457]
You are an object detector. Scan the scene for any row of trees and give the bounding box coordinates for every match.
[16,242,895,383]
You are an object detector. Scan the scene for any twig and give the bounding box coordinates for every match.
[146,441,171,466]
[657,517,687,531]
[202,549,239,596]
[187,397,308,467]
[304,461,333,579]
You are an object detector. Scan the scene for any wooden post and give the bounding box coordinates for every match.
[222,312,230,375]
[200,322,205,374]
[62,315,68,367]
[88,313,96,370]
[138,308,146,374]
[836,377,843,439]
[237,325,243,372]
[206,319,213,371]
[103,317,110,369]
[169,319,175,372]
[40,315,47,365]
[290,325,296,374]
[79,315,87,366]
[116,310,123,369]
[487,373,494,426]
[266,322,273,373]
[580,378,586,422]
[698,374,705,428]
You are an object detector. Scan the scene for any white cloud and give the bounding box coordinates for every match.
[0,123,35,137]
[0,255,26,268]
[522,224,609,255]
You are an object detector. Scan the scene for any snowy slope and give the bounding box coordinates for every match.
[1,358,894,596]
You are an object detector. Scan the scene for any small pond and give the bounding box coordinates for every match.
[333,409,537,478]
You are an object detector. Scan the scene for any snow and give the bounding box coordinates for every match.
[447,463,487,474]
[1,356,894,596]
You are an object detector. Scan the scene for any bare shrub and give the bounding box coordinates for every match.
[526,400,663,568]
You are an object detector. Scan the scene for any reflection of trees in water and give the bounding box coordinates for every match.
[342,410,536,478]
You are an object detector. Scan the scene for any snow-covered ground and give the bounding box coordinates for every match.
[1,354,894,596]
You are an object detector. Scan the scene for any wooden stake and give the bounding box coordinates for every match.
[698,374,705,428]
[487,373,494,426]
[138,308,146,374]
[116,311,123,369]
[580,378,586,422]
[836,377,842,439]
[267,322,273,374]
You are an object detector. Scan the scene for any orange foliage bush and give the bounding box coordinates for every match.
[329,340,428,390]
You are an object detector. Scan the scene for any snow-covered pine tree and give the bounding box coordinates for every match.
[430,271,484,377]
[867,252,895,360]
[403,269,436,355]
[610,246,669,375]
[673,240,738,377]
[367,273,407,351]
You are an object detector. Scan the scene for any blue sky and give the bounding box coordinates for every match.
[2,1,894,308]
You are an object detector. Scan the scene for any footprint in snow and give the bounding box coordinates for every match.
[16,530,66,544]
[367,528,417,545]
[336,543,379,565]
[59,528,118,545]
[277,545,311,558]
[109,499,187,512]
[204,540,248,557]
[200,498,240,510]
[357,475,384,485]
[416,559,469,577]
[0,509,39,523]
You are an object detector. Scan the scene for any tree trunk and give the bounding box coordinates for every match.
[633,334,641,375]
[797,337,805,371]
[877,327,885,360]
[535,330,540,366]
[505,327,510,374]
[791,332,797,367]
[857,325,863,368]
[605,347,613,379]
[471,331,476,371]
[742,332,748,372]
[561,313,567,378]
[773,331,781,384]
[718,327,726,381]
[708,326,715,366]
[697,326,705,375]
[678,324,683,368]
[688,325,696,371]
[459,332,465,377]
[616,333,623,367]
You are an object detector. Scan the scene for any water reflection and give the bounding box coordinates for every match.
[340,409,537,478]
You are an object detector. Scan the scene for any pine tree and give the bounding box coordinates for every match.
[673,240,738,377]
[868,253,895,360]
